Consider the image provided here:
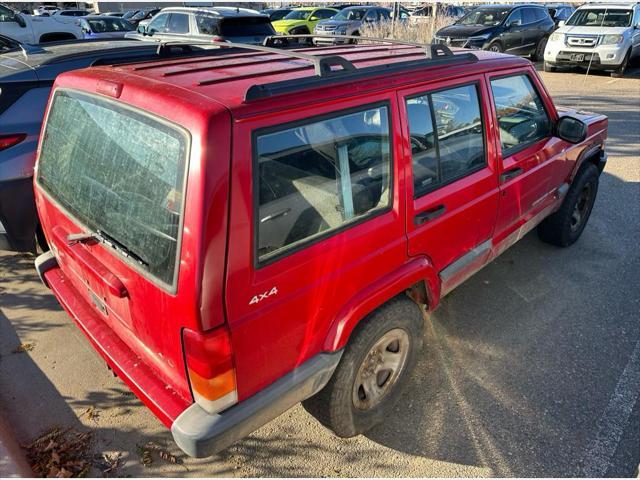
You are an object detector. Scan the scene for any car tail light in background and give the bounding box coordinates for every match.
[0,134,26,151]
[183,326,237,414]
[211,36,227,43]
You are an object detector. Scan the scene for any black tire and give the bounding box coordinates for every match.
[303,297,424,438]
[487,41,502,53]
[611,49,631,78]
[537,163,599,247]
[532,36,547,62]
[544,61,557,72]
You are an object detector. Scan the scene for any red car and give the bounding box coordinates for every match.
[33,41,607,457]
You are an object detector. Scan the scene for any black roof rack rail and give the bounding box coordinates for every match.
[263,34,455,59]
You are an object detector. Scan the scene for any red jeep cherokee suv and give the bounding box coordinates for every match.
[33,41,607,457]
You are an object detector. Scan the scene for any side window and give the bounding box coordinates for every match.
[490,74,551,155]
[166,13,189,34]
[0,4,16,21]
[522,8,536,24]
[147,13,169,33]
[255,105,392,262]
[196,14,218,35]
[534,8,549,21]
[507,9,522,25]
[379,9,391,20]
[319,9,336,19]
[365,9,377,21]
[407,84,486,197]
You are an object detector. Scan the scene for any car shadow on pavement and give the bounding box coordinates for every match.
[0,253,61,314]
[364,170,639,477]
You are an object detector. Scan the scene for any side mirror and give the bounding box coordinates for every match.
[508,18,522,27]
[556,116,587,144]
[15,13,27,28]
[309,16,318,21]
[137,24,147,34]
[558,20,565,27]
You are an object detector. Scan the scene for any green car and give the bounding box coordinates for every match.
[272,7,338,36]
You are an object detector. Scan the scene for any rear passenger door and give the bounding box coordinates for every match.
[399,76,500,294]
[225,95,409,398]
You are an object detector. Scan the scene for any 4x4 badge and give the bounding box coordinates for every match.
[249,287,278,306]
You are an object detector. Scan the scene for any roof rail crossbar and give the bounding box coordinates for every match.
[245,53,477,102]
[155,40,357,77]
[263,34,456,59]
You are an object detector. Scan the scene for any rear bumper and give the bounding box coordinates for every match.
[171,350,342,457]
[36,253,191,426]
[597,150,608,174]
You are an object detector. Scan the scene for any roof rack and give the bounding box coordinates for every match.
[153,37,478,102]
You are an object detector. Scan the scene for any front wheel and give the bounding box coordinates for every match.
[537,163,599,247]
[487,41,502,53]
[303,297,424,438]
[611,49,630,78]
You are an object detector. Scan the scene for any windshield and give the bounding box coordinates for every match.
[283,10,311,20]
[87,18,134,32]
[220,17,275,36]
[457,8,510,26]
[122,10,136,19]
[334,8,368,21]
[131,9,153,20]
[38,90,188,287]
[566,9,632,27]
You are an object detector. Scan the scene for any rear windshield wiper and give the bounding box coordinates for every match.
[97,229,149,268]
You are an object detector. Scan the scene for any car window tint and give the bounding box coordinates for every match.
[318,9,335,19]
[147,13,169,33]
[522,8,536,24]
[196,14,218,35]
[407,84,486,197]
[507,9,522,25]
[256,105,392,262]
[379,9,390,20]
[167,13,189,34]
[0,4,15,21]
[365,9,377,20]
[37,91,188,287]
[490,74,551,155]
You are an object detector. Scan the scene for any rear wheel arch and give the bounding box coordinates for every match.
[322,257,440,352]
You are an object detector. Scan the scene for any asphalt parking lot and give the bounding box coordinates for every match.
[0,63,638,477]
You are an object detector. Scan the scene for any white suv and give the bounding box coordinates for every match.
[544,3,640,77]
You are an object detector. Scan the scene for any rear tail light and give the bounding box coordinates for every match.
[0,134,26,152]
[211,36,227,43]
[183,326,237,414]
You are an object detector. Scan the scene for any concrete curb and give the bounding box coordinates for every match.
[0,415,32,478]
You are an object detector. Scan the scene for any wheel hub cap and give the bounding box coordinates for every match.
[352,329,410,411]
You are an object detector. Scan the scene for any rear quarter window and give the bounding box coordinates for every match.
[37,90,189,288]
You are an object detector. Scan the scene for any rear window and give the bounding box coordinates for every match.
[37,90,188,287]
[220,17,275,37]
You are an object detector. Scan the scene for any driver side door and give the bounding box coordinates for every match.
[501,9,524,53]
[400,75,500,295]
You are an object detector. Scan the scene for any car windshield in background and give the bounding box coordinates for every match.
[457,8,510,26]
[220,17,275,36]
[87,18,134,32]
[131,10,152,20]
[283,10,311,20]
[122,10,136,19]
[566,9,632,27]
[270,9,290,21]
[334,8,368,21]
[37,90,188,287]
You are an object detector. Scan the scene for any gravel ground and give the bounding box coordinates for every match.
[0,62,638,477]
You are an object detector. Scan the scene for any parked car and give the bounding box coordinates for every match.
[32,5,59,16]
[434,4,555,60]
[34,40,607,458]
[0,3,82,43]
[544,3,640,77]
[77,16,134,39]
[411,4,465,21]
[130,7,275,45]
[272,7,338,36]
[260,8,292,22]
[546,4,575,26]
[0,39,212,253]
[314,6,392,45]
[52,9,89,17]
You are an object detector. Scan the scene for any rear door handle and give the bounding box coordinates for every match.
[500,167,524,183]
[414,205,446,226]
